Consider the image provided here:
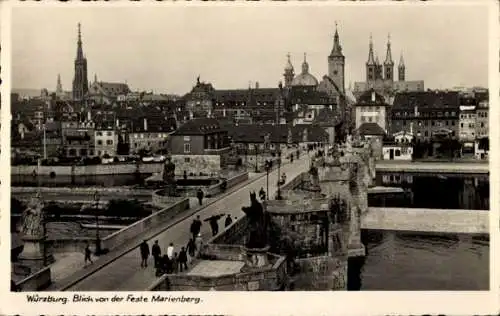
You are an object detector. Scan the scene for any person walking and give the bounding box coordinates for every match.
[139,240,150,268]
[186,238,196,258]
[190,215,202,240]
[195,233,204,258]
[197,189,204,206]
[259,187,266,201]
[172,252,179,273]
[205,214,224,237]
[167,242,175,260]
[178,247,188,272]
[151,240,161,268]
[84,243,93,266]
[225,214,233,227]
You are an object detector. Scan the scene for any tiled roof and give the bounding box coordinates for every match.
[172,118,223,136]
[356,89,387,106]
[392,91,460,109]
[358,123,385,136]
[289,87,334,105]
[89,82,130,97]
[312,107,339,126]
[227,124,328,144]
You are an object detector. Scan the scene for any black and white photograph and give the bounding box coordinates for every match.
[3,1,495,312]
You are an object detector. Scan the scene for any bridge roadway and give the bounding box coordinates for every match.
[62,153,312,291]
[375,161,489,174]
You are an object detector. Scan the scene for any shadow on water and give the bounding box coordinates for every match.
[347,229,489,291]
[374,173,489,210]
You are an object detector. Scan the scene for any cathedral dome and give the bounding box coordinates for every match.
[291,53,318,87]
[291,73,319,87]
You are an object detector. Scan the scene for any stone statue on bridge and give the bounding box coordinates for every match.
[21,192,46,239]
[162,157,177,196]
[241,191,268,249]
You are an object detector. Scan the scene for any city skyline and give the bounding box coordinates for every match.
[12,4,489,95]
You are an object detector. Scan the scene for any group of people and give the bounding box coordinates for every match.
[134,212,235,277]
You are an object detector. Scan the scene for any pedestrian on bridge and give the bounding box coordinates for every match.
[151,240,161,268]
[139,240,150,268]
[187,238,196,258]
[225,214,233,227]
[178,247,188,272]
[205,214,225,237]
[190,215,202,240]
[167,242,175,260]
[259,187,266,201]
[197,189,204,206]
[195,233,204,258]
[84,243,93,266]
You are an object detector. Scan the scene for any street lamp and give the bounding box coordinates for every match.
[255,145,259,173]
[93,190,102,255]
[277,150,282,200]
[265,160,271,200]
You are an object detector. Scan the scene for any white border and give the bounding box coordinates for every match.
[1,1,498,315]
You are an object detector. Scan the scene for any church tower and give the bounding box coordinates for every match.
[383,34,394,82]
[375,55,383,81]
[328,23,345,94]
[72,23,88,101]
[398,53,405,81]
[56,74,63,96]
[283,53,295,88]
[366,34,376,82]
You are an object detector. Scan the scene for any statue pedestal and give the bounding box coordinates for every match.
[244,246,270,268]
[18,235,54,271]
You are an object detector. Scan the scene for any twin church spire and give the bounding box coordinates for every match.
[366,33,405,82]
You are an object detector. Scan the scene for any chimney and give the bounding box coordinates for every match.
[255,82,260,89]
[87,111,91,122]
[223,108,227,117]
[143,118,148,131]
[116,118,120,128]
[371,91,376,102]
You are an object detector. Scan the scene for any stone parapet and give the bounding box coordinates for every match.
[15,266,52,291]
[101,198,190,251]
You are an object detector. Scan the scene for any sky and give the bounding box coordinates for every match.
[11,3,490,95]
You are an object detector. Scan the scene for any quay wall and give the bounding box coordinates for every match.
[12,163,164,176]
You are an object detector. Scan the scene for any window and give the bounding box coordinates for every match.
[107,131,112,136]
[97,150,101,156]
[460,123,464,128]
[395,150,401,157]
[452,121,455,126]
[184,143,191,153]
[97,140,103,145]
[96,131,103,136]
[184,157,190,163]
[368,117,372,123]
[106,140,113,145]
[425,131,429,137]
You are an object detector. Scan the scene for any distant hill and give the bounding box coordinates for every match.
[11,88,45,98]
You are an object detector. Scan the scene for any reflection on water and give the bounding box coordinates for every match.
[374,173,489,210]
[12,174,151,187]
[348,230,489,291]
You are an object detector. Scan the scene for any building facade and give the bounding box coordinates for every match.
[354,89,388,131]
[391,91,460,141]
[61,116,95,158]
[169,118,230,176]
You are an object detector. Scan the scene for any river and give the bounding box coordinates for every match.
[349,230,489,291]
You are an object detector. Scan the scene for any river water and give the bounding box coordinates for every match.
[349,230,489,291]
[350,172,490,291]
